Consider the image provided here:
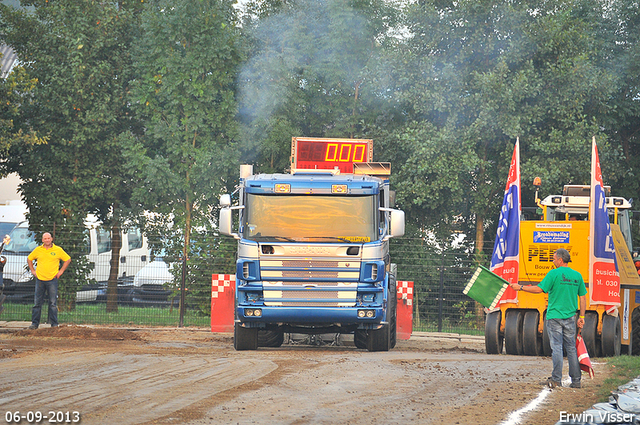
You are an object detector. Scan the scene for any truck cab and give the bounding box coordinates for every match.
[219,138,404,351]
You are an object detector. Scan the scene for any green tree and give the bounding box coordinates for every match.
[127,0,242,303]
[389,0,618,250]
[0,0,144,310]
[0,65,47,162]
[599,0,640,208]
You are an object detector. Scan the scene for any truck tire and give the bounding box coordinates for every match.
[366,323,390,352]
[601,314,621,357]
[367,279,396,351]
[234,323,258,350]
[632,307,640,356]
[389,278,397,349]
[366,278,396,352]
[582,312,600,358]
[484,311,503,354]
[354,330,367,349]
[522,310,542,356]
[504,310,524,355]
[258,330,284,348]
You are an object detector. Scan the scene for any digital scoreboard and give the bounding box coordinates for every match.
[291,137,373,174]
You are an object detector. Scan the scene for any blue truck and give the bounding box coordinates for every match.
[218,137,405,351]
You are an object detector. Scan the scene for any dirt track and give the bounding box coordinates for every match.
[0,324,612,425]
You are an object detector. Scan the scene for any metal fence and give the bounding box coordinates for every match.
[1,229,490,334]
[391,238,486,334]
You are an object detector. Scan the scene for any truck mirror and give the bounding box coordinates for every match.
[219,208,234,237]
[390,209,405,238]
[220,194,231,207]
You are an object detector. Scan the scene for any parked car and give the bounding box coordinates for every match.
[127,254,178,306]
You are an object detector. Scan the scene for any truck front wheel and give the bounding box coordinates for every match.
[354,330,367,349]
[389,278,397,349]
[234,323,258,350]
[366,323,390,352]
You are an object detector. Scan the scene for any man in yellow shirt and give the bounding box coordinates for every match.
[27,232,71,329]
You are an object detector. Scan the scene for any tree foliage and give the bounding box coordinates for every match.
[0,65,47,164]
[127,0,242,261]
[0,0,144,308]
[387,0,627,249]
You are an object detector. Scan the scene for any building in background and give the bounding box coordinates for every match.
[0,173,21,205]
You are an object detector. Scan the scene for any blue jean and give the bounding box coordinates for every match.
[546,316,580,384]
[31,278,58,327]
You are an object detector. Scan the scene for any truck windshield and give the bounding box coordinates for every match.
[244,194,378,243]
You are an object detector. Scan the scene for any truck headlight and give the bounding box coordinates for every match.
[244,308,262,317]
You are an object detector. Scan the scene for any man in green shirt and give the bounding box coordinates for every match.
[510,248,587,389]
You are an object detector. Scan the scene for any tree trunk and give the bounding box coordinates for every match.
[106,223,122,313]
[179,190,193,327]
[475,214,485,262]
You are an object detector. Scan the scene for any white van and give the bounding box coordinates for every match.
[2,219,149,303]
[0,201,28,239]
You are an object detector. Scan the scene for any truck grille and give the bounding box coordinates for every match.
[259,259,361,306]
[276,270,341,278]
[260,259,361,280]
[280,260,340,268]
[263,281,356,307]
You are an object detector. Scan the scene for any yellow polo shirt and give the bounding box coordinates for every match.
[27,244,71,281]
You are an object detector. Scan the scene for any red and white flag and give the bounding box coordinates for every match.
[589,137,620,314]
[491,139,521,305]
[576,334,594,378]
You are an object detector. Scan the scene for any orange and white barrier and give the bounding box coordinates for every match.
[397,281,414,340]
[211,274,235,333]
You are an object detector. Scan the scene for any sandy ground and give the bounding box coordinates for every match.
[0,323,613,425]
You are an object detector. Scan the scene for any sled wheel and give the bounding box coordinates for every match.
[504,310,524,355]
[632,307,640,356]
[522,310,542,356]
[582,312,599,358]
[485,310,503,354]
[601,314,621,357]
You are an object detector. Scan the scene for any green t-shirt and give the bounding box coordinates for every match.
[538,266,587,320]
